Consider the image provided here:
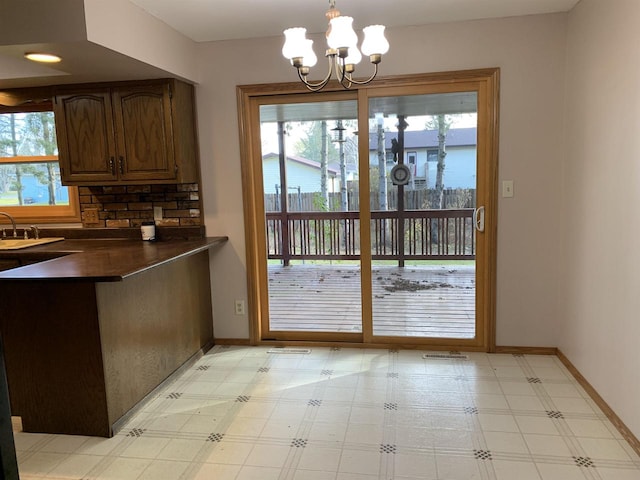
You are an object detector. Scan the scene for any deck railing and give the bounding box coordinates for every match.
[266,209,475,264]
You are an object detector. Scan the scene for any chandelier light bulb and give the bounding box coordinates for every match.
[327,16,357,49]
[361,25,389,56]
[301,39,318,67]
[344,45,362,65]
[282,27,308,60]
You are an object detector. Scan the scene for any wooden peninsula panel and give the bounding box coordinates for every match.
[0,248,215,437]
[2,281,108,436]
[97,251,213,429]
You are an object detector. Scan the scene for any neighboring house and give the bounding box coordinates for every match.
[18,174,69,205]
[368,127,477,189]
[262,152,341,194]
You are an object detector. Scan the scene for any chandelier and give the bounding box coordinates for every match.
[282,0,389,92]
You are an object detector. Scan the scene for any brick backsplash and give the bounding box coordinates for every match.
[79,183,201,228]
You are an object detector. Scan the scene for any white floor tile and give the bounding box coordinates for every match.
[137,459,190,480]
[307,421,348,443]
[435,453,482,479]
[297,446,342,472]
[18,452,68,476]
[338,449,381,476]
[505,394,546,412]
[38,435,90,454]
[344,423,384,445]
[94,457,152,480]
[523,433,573,457]
[155,438,208,462]
[10,347,640,480]
[191,462,242,480]
[536,462,591,480]
[577,437,632,461]
[393,451,437,477]
[477,413,520,433]
[565,418,615,438]
[483,431,529,454]
[492,459,542,480]
[236,464,283,480]
[245,443,292,468]
[119,436,171,459]
[515,415,560,435]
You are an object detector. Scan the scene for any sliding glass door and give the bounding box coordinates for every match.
[258,94,363,342]
[239,69,498,349]
[366,92,478,340]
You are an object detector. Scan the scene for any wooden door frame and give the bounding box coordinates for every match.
[237,68,499,351]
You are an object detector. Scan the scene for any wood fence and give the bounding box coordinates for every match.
[265,188,476,212]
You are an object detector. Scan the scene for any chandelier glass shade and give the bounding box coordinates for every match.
[282,0,389,91]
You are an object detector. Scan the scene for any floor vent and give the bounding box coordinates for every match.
[267,348,312,354]
[422,352,468,360]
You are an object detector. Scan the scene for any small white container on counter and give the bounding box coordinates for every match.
[141,221,156,241]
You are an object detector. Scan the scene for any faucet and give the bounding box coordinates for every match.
[0,212,17,238]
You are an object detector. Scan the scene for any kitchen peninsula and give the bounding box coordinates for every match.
[0,235,226,437]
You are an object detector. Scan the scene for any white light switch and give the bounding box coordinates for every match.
[502,180,514,198]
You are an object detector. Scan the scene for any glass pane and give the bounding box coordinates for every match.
[259,101,362,334]
[0,111,71,208]
[0,162,69,206]
[368,92,477,339]
[0,112,58,157]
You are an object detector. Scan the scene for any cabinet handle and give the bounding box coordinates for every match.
[119,156,124,175]
[109,157,115,175]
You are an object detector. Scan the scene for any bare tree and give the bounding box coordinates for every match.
[426,114,453,209]
[320,121,328,209]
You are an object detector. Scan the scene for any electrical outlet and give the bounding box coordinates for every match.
[234,300,245,315]
[84,208,100,225]
[153,206,163,222]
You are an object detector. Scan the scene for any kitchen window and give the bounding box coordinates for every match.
[0,106,80,223]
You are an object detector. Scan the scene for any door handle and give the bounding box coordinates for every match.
[473,206,485,233]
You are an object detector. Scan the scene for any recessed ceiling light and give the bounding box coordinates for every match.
[24,52,62,63]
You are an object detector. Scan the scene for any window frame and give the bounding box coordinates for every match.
[0,104,81,224]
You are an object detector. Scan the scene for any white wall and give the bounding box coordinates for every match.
[197,13,568,343]
[83,0,199,83]
[562,0,640,438]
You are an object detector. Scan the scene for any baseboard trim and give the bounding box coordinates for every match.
[214,338,251,346]
[557,349,640,457]
[494,346,558,355]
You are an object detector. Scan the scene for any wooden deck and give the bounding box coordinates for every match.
[267,263,475,338]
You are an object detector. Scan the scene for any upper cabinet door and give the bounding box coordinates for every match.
[54,79,198,186]
[112,84,176,181]
[54,92,118,183]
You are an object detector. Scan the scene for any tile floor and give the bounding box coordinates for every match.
[14,346,640,479]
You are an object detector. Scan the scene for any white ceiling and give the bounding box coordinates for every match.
[0,0,580,91]
[130,0,581,43]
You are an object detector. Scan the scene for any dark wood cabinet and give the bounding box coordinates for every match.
[0,259,19,272]
[54,79,199,186]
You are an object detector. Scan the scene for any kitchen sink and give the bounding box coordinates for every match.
[0,237,65,250]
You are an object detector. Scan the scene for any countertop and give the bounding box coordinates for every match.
[0,237,227,282]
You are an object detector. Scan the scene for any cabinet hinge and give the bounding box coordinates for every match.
[174,165,179,175]
[168,83,173,99]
